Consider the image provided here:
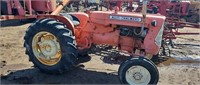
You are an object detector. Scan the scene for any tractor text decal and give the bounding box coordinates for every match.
[109,15,142,22]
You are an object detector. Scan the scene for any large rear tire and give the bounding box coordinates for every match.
[118,57,159,85]
[24,18,78,74]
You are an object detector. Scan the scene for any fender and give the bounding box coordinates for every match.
[37,15,75,35]
[69,12,89,28]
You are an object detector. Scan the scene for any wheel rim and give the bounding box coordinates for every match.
[125,65,151,85]
[32,32,62,66]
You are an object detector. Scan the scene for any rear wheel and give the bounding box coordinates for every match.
[24,18,77,74]
[118,57,159,85]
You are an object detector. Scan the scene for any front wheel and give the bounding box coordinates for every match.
[118,57,159,85]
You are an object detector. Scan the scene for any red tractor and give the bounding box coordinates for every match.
[1,0,166,84]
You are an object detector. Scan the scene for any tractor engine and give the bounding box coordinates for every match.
[72,11,165,56]
[118,26,148,53]
[119,26,148,38]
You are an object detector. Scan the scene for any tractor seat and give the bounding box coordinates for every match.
[61,13,80,26]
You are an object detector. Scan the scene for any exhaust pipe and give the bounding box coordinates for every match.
[134,0,147,36]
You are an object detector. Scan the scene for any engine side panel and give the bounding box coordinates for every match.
[74,11,166,55]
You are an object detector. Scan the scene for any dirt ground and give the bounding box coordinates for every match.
[0,20,200,84]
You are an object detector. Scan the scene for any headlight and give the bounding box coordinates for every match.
[151,20,157,27]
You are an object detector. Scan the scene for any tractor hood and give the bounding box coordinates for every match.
[89,11,166,28]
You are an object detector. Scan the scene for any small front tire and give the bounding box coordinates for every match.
[118,57,159,85]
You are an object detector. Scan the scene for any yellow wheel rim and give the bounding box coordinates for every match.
[32,32,62,66]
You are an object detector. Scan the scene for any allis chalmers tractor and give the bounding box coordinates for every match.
[0,0,166,84]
